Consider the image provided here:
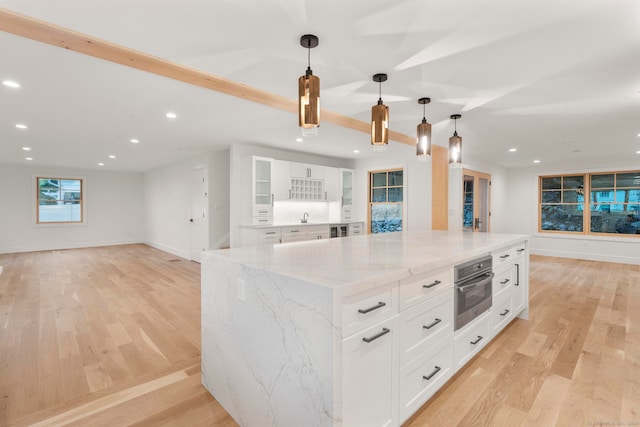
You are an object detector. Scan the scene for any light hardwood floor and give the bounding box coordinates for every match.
[0,245,638,426]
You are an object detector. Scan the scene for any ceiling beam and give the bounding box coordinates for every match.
[0,7,424,148]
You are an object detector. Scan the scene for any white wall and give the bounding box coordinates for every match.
[143,150,230,259]
[505,160,640,265]
[352,143,432,233]
[0,163,144,254]
[229,143,352,247]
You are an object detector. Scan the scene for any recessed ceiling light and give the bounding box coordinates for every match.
[22,147,31,151]
[508,148,517,152]
[636,150,640,154]
[533,160,540,164]
[25,157,33,161]
[130,138,139,143]
[109,155,116,159]
[295,138,303,142]
[15,124,27,129]
[3,80,20,88]
[98,162,104,166]
[166,112,177,119]
[353,150,360,153]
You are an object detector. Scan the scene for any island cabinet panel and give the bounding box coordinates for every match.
[201,231,529,427]
[342,317,399,427]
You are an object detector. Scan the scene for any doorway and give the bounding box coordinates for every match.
[189,166,208,262]
[462,169,491,232]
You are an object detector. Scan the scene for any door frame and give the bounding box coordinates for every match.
[189,165,209,262]
[462,169,491,232]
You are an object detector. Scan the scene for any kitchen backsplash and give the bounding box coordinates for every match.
[273,200,342,225]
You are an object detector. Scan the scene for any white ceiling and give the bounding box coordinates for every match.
[1,0,639,172]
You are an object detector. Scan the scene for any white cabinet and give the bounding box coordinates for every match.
[343,317,398,427]
[252,157,273,225]
[272,159,292,201]
[512,242,528,317]
[280,225,307,243]
[453,311,491,371]
[490,292,514,337]
[349,222,364,236]
[307,224,330,240]
[340,169,354,221]
[324,167,340,201]
[291,162,324,179]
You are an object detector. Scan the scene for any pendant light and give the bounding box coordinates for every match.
[416,97,432,161]
[371,73,389,152]
[299,34,320,136]
[449,114,462,165]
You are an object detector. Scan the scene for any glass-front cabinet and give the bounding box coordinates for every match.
[341,169,354,221]
[252,156,274,225]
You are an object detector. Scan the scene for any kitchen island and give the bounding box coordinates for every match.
[202,230,529,427]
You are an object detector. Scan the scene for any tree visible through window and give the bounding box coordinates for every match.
[37,177,83,223]
[369,169,403,233]
[539,171,640,236]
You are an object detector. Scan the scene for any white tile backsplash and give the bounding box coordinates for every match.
[273,201,340,225]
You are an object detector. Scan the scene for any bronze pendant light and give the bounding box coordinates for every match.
[298,34,320,136]
[416,97,432,161]
[449,114,462,164]
[371,73,389,151]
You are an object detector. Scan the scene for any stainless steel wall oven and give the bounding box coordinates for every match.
[454,255,493,330]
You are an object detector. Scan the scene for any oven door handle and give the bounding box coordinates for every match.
[457,272,494,292]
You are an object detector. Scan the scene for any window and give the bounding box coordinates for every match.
[369,169,403,233]
[37,177,84,223]
[539,170,640,236]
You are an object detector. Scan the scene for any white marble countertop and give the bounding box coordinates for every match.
[240,220,364,229]
[208,230,528,296]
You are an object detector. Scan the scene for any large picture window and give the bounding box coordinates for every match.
[37,177,84,223]
[369,169,403,234]
[539,171,639,236]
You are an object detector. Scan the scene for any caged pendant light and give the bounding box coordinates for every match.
[416,97,432,161]
[449,114,462,165]
[371,73,389,152]
[298,34,320,136]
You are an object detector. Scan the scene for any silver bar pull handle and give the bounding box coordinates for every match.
[515,264,520,286]
[422,366,441,381]
[423,318,442,330]
[358,301,386,314]
[423,280,442,289]
[470,335,483,345]
[362,327,390,343]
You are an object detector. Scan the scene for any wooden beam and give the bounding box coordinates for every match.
[0,7,416,146]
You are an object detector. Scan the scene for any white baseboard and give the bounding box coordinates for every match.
[0,239,143,255]
[531,248,640,266]
[143,240,190,260]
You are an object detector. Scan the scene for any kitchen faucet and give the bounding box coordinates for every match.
[301,212,309,223]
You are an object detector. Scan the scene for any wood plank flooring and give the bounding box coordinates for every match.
[0,246,638,426]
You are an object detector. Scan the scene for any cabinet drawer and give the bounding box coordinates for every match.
[306,225,329,234]
[399,269,452,311]
[252,216,273,226]
[398,290,454,366]
[252,206,273,217]
[492,264,513,300]
[399,339,453,423]
[342,285,398,337]
[491,293,514,337]
[256,228,281,244]
[513,242,527,259]
[492,246,515,266]
[454,311,491,371]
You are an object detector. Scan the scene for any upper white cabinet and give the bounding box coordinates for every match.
[252,156,273,225]
[291,162,324,179]
[340,169,354,221]
[272,159,292,201]
[324,167,340,201]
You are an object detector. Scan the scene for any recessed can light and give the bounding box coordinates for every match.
[25,157,33,161]
[130,139,139,143]
[98,162,104,166]
[533,160,540,163]
[15,124,27,129]
[636,150,640,154]
[166,112,177,119]
[295,138,303,142]
[22,147,31,151]
[509,148,517,152]
[353,150,360,153]
[109,155,116,159]
[3,80,20,88]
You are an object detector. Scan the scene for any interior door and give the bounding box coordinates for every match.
[462,170,491,232]
[189,166,208,262]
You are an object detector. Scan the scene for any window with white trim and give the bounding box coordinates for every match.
[37,177,84,223]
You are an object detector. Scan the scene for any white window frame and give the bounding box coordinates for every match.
[32,174,87,228]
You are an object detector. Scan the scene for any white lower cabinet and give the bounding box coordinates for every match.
[453,311,491,370]
[280,226,307,243]
[343,317,398,427]
[490,292,514,337]
[398,339,454,423]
